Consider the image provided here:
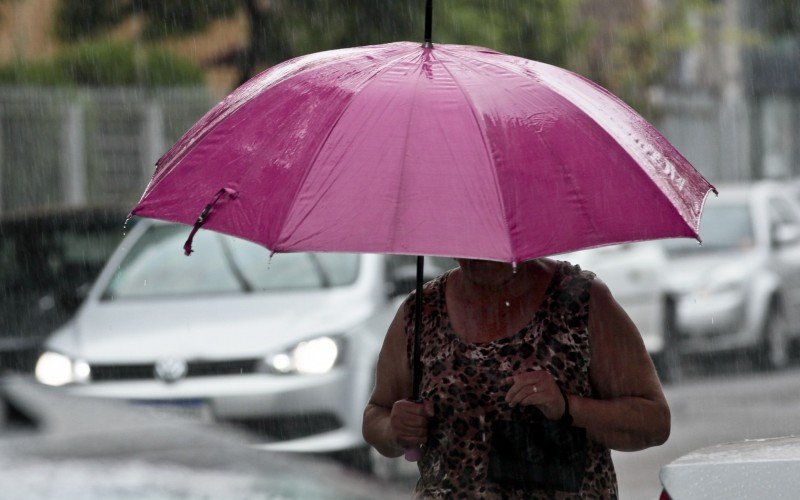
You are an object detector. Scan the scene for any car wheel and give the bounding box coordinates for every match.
[369,446,400,479]
[653,345,681,384]
[654,296,682,384]
[332,445,407,479]
[331,445,374,473]
[753,302,790,371]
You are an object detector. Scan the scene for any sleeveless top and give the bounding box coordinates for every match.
[404,261,617,499]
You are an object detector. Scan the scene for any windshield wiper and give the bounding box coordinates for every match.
[217,236,255,293]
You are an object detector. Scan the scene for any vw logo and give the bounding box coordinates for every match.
[154,358,188,383]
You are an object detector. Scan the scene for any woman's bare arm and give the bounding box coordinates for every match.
[362,303,432,457]
[568,278,671,451]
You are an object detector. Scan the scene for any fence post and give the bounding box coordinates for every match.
[142,100,165,188]
[62,102,87,206]
[0,102,4,215]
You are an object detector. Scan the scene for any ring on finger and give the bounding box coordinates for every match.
[532,385,538,393]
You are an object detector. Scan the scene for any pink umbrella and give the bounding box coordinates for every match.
[131,4,715,460]
[131,43,714,264]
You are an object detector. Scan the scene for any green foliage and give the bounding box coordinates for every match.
[55,0,238,41]
[764,0,800,38]
[433,0,586,66]
[0,42,205,86]
[244,0,584,69]
[47,0,712,112]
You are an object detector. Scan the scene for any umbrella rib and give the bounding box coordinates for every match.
[528,66,709,236]
[274,50,422,250]
[144,44,412,198]
[388,55,426,254]
[451,50,713,234]
[435,51,515,262]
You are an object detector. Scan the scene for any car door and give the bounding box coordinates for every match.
[767,194,800,333]
[562,243,667,355]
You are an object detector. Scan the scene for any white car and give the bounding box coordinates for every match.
[34,219,443,468]
[558,242,673,378]
[660,182,800,370]
[0,377,407,499]
[660,436,800,499]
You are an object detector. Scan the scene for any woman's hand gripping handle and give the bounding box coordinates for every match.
[390,399,434,461]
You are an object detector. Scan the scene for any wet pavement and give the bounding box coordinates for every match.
[613,365,800,498]
[386,364,800,498]
[4,365,800,499]
[0,377,407,499]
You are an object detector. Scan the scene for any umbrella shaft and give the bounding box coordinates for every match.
[412,255,425,400]
[424,0,432,44]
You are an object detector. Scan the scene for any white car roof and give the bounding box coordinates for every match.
[711,180,792,205]
[661,436,800,498]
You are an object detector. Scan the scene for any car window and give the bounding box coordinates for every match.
[102,224,360,300]
[663,203,755,256]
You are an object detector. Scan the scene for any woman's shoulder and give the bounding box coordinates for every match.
[550,259,597,288]
[401,269,451,315]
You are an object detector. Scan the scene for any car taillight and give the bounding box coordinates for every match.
[659,489,671,500]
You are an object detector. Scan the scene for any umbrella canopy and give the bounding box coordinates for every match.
[132,41,714,263]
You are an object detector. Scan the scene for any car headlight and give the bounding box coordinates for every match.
[690,278,746,298]
[261,336,345,375]
[35,351,91,386]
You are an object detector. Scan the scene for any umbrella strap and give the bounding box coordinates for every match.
[411,256,425,400]
[183,187,238,256]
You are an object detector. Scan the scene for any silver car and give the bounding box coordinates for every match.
[660,182,800,369]
[34,220,440,464]
[557,242,672,378]
[660,436,800,499]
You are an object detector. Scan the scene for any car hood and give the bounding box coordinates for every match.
[49,289,377,363]
[660,436,800,499]
[661,250,761,294]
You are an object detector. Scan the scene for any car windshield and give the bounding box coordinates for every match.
[102,224,359,300]
[663,203,755,256]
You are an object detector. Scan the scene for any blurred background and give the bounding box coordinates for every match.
[0,1,799,498]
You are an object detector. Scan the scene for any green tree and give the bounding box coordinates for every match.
[54,0,239,40]
[763,0,800,38]
[0,42,205,86]
[49,0,706,114]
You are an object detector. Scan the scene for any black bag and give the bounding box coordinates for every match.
[488,409,588,492]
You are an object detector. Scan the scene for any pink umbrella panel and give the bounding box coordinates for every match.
[132,41,716,264]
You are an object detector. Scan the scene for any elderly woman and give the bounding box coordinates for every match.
[363,258,670,498]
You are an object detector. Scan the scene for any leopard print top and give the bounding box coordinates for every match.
[404,261,617,499]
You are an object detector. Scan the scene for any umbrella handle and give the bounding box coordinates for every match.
[404,446,422,462]
[184,187,238,255]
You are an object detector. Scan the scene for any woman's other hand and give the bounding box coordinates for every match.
[390,399,434,448]
[505,370,565,421]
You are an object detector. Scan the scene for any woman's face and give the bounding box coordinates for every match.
[456,259,515,287]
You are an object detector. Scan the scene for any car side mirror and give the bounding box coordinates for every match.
[772,224,800,248]
[55,283,90,312]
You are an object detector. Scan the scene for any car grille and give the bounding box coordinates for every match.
[222,413,342,441]
[90,358,260,382]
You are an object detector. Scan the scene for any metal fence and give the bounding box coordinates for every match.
[1,84,797,216]
[0,87,214,215]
